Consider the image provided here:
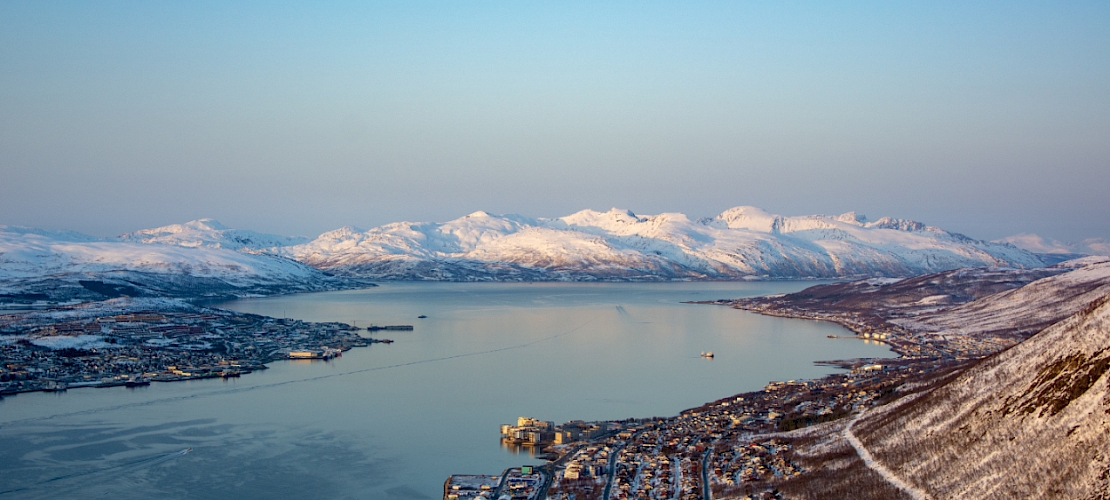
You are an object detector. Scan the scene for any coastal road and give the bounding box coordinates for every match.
[535,444,583,500]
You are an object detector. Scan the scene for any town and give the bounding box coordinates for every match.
[447,292,997,500]
[0,299,392,395]
[449,350,968,500]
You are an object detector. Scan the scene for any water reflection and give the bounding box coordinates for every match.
[500,439,541,456]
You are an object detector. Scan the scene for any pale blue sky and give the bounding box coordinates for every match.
[2,1,1108,242]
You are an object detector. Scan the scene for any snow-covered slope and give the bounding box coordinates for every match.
[894,257,1110,340]
[0,207,1056,298]
[119,218,308,252]
[996,233,1110,256]
[0,225,345,301]
[852,292,1110,499]
[286,207,1044,280]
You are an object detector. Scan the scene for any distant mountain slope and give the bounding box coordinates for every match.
[996,233,1110,265]
[0,207,1055,297]
[0,225,349,302]
[893,257,1110,341]
[285,206,1043,280]
[851,293,1110,499]
[119,218,308,252]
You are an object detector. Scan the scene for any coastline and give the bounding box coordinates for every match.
[469,299,989,500]
[0,299,390,396]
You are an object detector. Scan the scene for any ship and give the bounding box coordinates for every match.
[125,378,150,387]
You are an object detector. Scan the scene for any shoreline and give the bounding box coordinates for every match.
[0,299,390,397]
[466,300,988,500]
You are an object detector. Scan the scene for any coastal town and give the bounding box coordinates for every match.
[459,349,958,500]
[0,298,392,395]
[443,284,1011,500]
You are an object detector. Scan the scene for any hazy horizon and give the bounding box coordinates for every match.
[3,2,1108,243]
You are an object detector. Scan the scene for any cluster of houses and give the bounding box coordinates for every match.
[459,352,950,499]
[547,445,612,500]
[0,306,382,395]
[707,439,801,491]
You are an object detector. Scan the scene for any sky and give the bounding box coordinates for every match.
[2,1,1108,243]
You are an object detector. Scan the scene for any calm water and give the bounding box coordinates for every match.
[0,282,892,499]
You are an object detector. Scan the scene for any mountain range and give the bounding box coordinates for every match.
[1,206,1102,300]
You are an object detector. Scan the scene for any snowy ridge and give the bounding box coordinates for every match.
[286,206,1044,280]
[0,225,346,301]
[119,218,308,252]
[894,257,1110,340]
[851,290,1110,498]
[996,232,1110,257]
[0,207,1057,298]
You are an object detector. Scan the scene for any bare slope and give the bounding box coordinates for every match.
[851,295,1110,499]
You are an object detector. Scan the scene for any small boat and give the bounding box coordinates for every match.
[417,315,427,319]
[700,351,715,359]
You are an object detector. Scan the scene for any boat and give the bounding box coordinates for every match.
[220,370,241,378]
[125,378,150,387]
[700,351,715,359]
[417,315,427,319]
[43,381,68,392]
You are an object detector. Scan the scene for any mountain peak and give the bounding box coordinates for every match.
[836,211,867,224]
[187,218,228,231]
[120,219,307,249]
[715,206,781,232]
[609,207,638,218]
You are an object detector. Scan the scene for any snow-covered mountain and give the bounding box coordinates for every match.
[0,207,1059,299]
[285,207,1044,280]
[995,233,1110,264]
[119,218,308,252]
[0,224,347,302]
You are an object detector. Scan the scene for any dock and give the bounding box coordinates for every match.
[367,325,414,331]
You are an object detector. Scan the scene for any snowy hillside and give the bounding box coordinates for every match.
[995,233,1109,265]
[0,207,1058,298]
[894,257,1110,341]
[996,233,1110,256]
[851,292,1110,499]
[0,225,348,302]
[119,218,308,252]
[286,207,1044,280]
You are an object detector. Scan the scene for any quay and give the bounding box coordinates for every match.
[367,325,414,331]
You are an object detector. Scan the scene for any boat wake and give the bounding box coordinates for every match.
[0,448,194,496]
